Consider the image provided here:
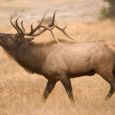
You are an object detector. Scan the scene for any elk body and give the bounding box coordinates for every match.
[0,12,115,102]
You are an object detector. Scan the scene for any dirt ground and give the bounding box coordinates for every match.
[0,0,115,115]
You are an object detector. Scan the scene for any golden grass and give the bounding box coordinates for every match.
[0,21,115,115]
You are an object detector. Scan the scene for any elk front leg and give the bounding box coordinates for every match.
[43,80,57,100]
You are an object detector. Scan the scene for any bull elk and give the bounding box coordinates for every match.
[0,11,115,102]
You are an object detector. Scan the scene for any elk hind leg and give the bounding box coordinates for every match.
[105,72,115,100]
[59,75,74,102]
[97,68,115,100]
[105,82,115,100]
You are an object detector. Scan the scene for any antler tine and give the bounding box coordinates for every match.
[21,20,25,32]
[41,25,59,42]
[29,25,59,42]
[49,10,75,41]
[27,10,57,37]
[29,23,35,35]
[10,17,21,34]
[49,9,57,27]
[15,16,24,35]
[39,9,50,25]
[30,23,34,33]
[29,9,50,35]
[55,25,75,41]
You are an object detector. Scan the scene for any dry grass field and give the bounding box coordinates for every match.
[0,0,115,115]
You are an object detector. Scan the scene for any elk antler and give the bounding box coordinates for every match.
[10,16,24,41]
[10,10,75,42]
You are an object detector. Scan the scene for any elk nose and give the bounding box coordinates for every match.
[0,33,7,45]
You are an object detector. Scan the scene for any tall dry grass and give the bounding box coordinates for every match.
[0,21,115,115]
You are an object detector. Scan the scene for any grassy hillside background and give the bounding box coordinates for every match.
[0,0,115,115]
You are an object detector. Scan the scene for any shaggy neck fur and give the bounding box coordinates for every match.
[3,41,48,74]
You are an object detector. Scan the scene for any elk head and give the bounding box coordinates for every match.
[0,10,74,49]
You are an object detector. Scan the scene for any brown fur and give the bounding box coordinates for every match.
[0,33,115,102]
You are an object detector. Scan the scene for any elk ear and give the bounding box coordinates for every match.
[8,35,16,42]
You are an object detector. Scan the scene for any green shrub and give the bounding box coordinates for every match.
[102,0,115,19]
